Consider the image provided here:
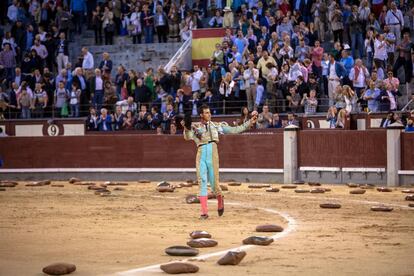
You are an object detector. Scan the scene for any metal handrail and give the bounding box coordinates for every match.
[164,34,192,73]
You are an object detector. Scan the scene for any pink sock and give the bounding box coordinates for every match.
[199,196,208,215]
[217,195,224,210]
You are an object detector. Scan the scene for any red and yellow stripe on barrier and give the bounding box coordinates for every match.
[192,28,226,68]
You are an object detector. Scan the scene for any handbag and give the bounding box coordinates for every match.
[61,102,69,117]
[121,81,128,100]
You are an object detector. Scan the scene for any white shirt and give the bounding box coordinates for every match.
[374,39,387,60]
[82,52,94,70]
[95,76,103,90]
[385,32,396,53]
[385,9,404,26]
[158,14,164,25]
[329,62,338,80]
[349,67,368,88]
[190,70,203,91]
[31,44,48,59]
[387,90,397,110]
[7,4,18,22]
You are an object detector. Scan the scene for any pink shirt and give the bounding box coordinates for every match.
[383,77,400,91]
[311,47,324,67]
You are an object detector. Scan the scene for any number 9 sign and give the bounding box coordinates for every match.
[47,124,60,136]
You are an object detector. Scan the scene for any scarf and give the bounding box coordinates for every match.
[354,66,360,81]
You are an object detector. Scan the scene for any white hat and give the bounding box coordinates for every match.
[223,6,232,12]
[343,44,351,50]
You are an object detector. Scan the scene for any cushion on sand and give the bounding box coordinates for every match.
[160,262,199,274]
[217,251,247,265]
[157,187,175,193]
[189,231,211,239]
[255,224,284,232]
[165,246,199,256]
[319,203,342,209]
[350,189,366,194]
[377,187,392,192]
[281,185,297,189]
[42,262,76,275]
[227,182,242,186]
[371,206,393,212]
[266,188,280,192]
[187,238,218,248]
[295,189,309,193]
[242,236,274,246]
[406,195,414,201]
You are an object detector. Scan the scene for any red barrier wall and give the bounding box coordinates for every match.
[401,133,414,170]
[0,133,284,169]
[298,130,387,168]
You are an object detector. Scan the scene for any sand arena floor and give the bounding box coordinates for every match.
[1,180,414,276]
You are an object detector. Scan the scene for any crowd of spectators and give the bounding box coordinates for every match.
[0,0,414,133]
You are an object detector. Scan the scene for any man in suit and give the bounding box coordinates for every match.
[380,112,396,128]
[89,68,104,111]
[134,78,151,104]
[71,67,89,115]
[292,0,313,24]
[162,103,176,132]
[56,33,69,73]
[98,52,113,77]
[202,90,218,115]
[148,105,162,129]
[97,107,113,131]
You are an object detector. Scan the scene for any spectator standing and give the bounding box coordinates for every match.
[102,7,115,45]
[81,47,94,75]
[90,68,104,112]
[393,31,413,83]
[243,61,259,111]
[301,89,318,115]
[130,5,142,44]
[384,25,396,67]
[91,6,103,45]
[17,88,32,119]
[0,43,16,83]
[69,82,81,117]
[98,52,113,77]
[385,2,404,45]
[32,83,47,118]
[311,0,327,42]
[348,5,364,59]
[141,4,154,43]
[363,81,381,112]
[327,53,346,106]
[349,59,370,98]
[56,33,69,73]
[54,81,69,117]
[154,5,168,43]
[70,0,87,35]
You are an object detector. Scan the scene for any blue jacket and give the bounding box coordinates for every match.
[97,115,113,131]
[70,0,87,13]
[327,61,347,79]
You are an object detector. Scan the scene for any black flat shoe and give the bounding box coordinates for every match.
[218,208,224,217]
[199,214,209,220]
